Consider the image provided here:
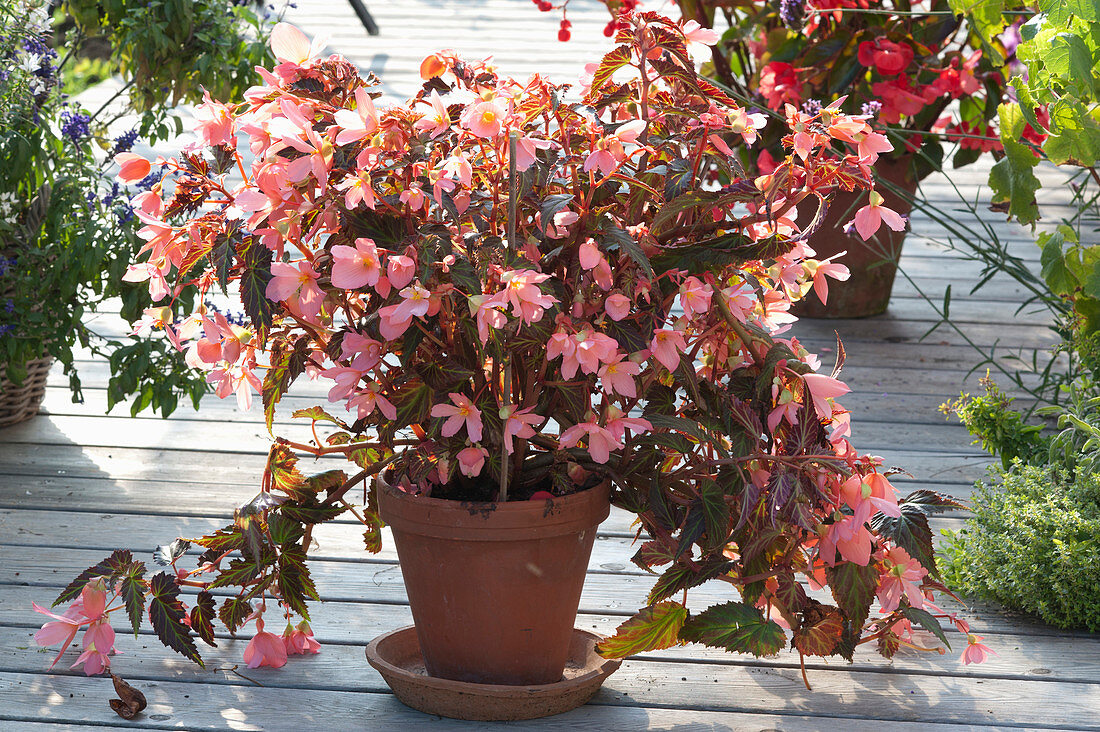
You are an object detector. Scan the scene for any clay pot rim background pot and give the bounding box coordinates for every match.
[376,472,612,541]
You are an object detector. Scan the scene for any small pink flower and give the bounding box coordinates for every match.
[339,171,377,211]
[387,255,416,290]
[283,621,321,655]
[431,393,483,442]
[605,406,652,442]
[598,355,641,398]
[267,260,325,320]
[650,328,687,372]
[876,546,928,613]
[681,20,720,46]
[71,620,116,676]
[334,87,380,145]
[559,419,623,464]
[961,634,996,664]
[544,210,579,239]
[457,446,489,477]
[194,90,235,147]
[463,100,506,139]
[330,237,382,290]
[809,255,850,306]
[468,294,507,344]
[848,191,907,241]
[678,276,712,318]
[501,405,542,454]
[270,22,321,66]
[115,152,151,183]
[604,293,631,321]
[244,619,288,669]
[499,269,557,325]
[414,90,450,138]
[803,372,850,421]
[348,384,397,420]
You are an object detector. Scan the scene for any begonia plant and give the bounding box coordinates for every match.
[34,13,991,683]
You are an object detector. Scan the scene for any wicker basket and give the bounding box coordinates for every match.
[0,356,52,428]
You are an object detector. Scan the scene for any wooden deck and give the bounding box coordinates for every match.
[2,1,1098,729]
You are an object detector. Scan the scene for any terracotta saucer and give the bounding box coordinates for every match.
[365,626,622,721]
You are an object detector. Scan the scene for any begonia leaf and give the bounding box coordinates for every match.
[596,601,689,659]
[680,601,785,656]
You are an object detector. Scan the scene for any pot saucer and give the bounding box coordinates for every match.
[365,626,621,721]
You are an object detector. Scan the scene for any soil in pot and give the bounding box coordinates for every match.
[377,476,611,687]
[794,154,920,319]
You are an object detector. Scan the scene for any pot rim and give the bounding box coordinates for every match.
[376,472,611,541]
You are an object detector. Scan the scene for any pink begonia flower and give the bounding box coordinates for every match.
[456,446,489,477]
[122,257,171,302]
[341,332,384,371]
[400,183,427,212]
[650,328,687,372]
[604,293,631,321]
[728,107,768,146]
[583,119,646,176]
[334,87,380,145]
[387,255,416,290]
[414,90,450,138]
[72,620,115,675]
[809,254,850,306]
[681,20,720,46]
[115,152,151,183]
[961,634,996,664]
[211,363,263,411]
[468,293,508,343]
[679,276,712,318]
[463,100,506,138]
[377,282,432,340]
[876,546,928,613]
[322,365,366,402]
[431,392,483,442]
[570,330,619,378]
[803,372,850,421]
[130,306,172,337]
[767,383,801,432]
[348,384,397,420]
[442,153,473,188]
[579,239,604,270]
[501,405,542,454]
[543,210,579,239]
[605,406,652,442]
[499,269,558,325]
[267,260,325,320]
[33,579,117,675]
[820,514,873,566]
[339,170,377,211]
[194,89,235,147]
[598,355,641,398]
[283,621,321,655]
[270,22,324,66]
[512,134,552,172]
[330,237,383,289]
[848,191,907,241]
[243,619,288,669]
[559,420,623,464]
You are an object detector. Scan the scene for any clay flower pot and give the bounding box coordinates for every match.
[794,154,920,318]
[376,475,611,686]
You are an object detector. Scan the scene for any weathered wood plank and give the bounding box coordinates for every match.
[0,669,1016,732]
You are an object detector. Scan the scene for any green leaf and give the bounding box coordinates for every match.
[238,236,274,339]
[699,479,731,550]
[680,601,785,656]
[947,0,1006,63]
[291,406,348,428]
[118,563,148,637]
[599,216,654,279]
[871,505,937,577]
[901,606,952,649]
[537,194,575,235]
[189,590,218,647]
[208,232,234,295]
[276,545,318,619]
[54,550,141,607]
[596,601,688,658]
[1044,100,1100,167]
[792,606,845,656]
[588,45,633,95]
[218,597,253,635]
[266,443,305,497]
[989,105,1041,224]
[209,558,262,589]
[267,512,305,546]
[825,561,878,632]
[148,573,203,666]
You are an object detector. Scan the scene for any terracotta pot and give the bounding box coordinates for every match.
[376,476,611,686]
[793,155,919,318]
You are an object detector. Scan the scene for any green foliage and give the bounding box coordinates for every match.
[942,462,1100,631]
[942,376,1049,468]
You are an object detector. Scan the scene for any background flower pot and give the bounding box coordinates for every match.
[794,155,919,318]
[0,356,52,428]
[376,477,611,686]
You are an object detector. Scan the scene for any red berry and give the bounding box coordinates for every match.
[603,20,615,36]
[560,19,572,29]
[558,28,571,41]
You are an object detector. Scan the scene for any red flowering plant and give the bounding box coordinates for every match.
[34,14,990,680]
[539,0,1025,180]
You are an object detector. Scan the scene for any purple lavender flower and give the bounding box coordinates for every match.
[60,110,91,143]
[113,129,139,154]
[801,99,823,115]
[861,100,883,117]
[779,0,804,29]
[4,299,13,314]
